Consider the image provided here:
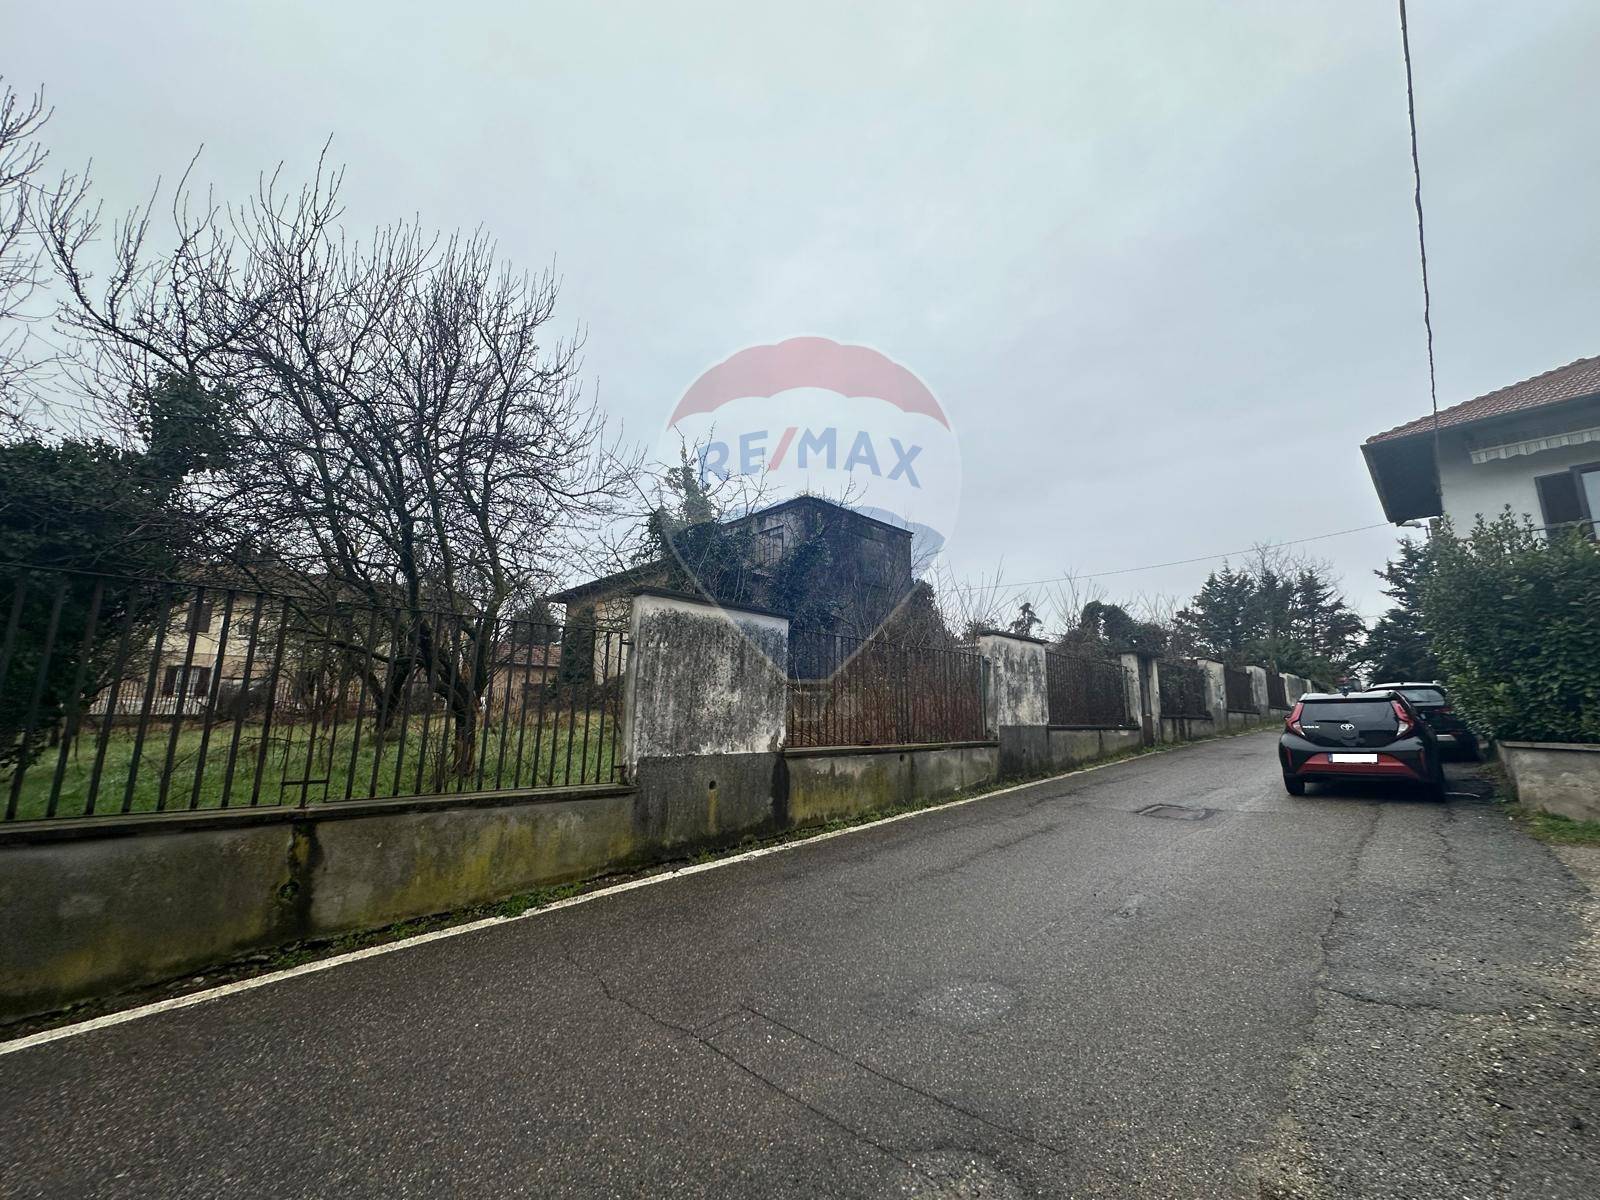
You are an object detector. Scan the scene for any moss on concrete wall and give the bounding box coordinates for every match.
[0,822,299,1020]
[783,744,998,827]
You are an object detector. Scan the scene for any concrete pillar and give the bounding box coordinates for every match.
[1145,656,1164,742]
[1246,665,1270,723]
[977,632,1049,779]
[622,589,790,844]
[1198,659,1227,728]
[1119,653,1152,745]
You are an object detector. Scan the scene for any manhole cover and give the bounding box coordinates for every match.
[1137,803,1214,821]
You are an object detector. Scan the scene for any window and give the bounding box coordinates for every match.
[186,595,214,634]
[1394,686,1444,707]
[1299,700,1396,728]
[754,526,785,566]
[160,664,213,698]
[1536,463,1600,533]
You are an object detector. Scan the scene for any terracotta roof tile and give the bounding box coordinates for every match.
[1366,354,1600,444]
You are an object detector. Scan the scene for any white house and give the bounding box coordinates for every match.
[1363,355,1600,533]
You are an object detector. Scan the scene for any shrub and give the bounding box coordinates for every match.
[1423,512,1600,744]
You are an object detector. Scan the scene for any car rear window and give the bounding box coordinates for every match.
[1395,687,1445,706]
[1300,701,1397,728]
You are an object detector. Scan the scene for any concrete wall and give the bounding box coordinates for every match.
[1159,715,1216,743]
[622,590,792,858]
[783,743,998,826]
[1144,658,1163,741]
[1,589,804,1024]
[1187,658,1279,732]
[1501,741,1600,823]
[1199,659,1228,726]
[1246,666,1270,716]
[1118,653,1144,734]
[623,590,788,762]
[977,632,1050,778]
[0,786,645,1022]
[977,633,1048,729]
[1048,726,1143,770]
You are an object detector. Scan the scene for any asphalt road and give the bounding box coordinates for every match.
[2,732,1596,1199]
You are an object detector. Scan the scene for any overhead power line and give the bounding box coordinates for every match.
[987,522,1394,593]
[1398,0,1442,463]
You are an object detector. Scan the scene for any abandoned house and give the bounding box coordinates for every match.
[550,496,917,650]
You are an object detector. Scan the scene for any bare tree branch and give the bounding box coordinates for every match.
[41,148,643,776]
[0,79,52,431]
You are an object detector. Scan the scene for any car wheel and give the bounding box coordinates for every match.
[1283,775,1306,796]
[1458,736,1480,762]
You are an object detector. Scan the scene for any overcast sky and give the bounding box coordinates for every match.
[8,1,1598,623]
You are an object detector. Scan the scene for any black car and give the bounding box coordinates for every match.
[1367,680,1479,759]
[1279,689,1446,798]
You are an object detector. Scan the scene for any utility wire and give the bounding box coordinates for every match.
[983,522,1394,592]
[985,13,1437,604]
[1398,0,1442,473]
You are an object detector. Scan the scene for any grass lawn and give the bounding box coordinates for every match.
[1512,806,1600,847]
[8,709,621,821]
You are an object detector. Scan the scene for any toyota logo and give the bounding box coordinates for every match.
[1339,722,1357,734]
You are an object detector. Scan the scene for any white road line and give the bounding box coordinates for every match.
[0,739,1222,1057]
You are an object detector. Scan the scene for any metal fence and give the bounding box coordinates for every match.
[1159,661,1209,719]
[1266,671,1290,710]
[0,567,628,822]
[1223,665,1255,713]
[786,628,985,748]
[1045,651,1130,728]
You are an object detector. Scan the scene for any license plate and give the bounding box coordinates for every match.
[1331,753,1378,764]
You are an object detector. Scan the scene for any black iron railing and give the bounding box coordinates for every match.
[1223,665,1255,713]
[786,628,985,748]
[1266,671,1290,710]
[1045,651,1130,728]
[0,567,627,822]
[1159,661,1210,719]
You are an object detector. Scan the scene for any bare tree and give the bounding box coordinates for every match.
[0,80,50,432]
[1043,568,1107,641]
[929,561,1012,643]
[41,152,638,780]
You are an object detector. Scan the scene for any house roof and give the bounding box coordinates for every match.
[491,642,560,669]
[734,494,914,541]
[548,561,666,605]
[1360,353,1600,524]
[1365,355,1600,445]
[549,495,911,603]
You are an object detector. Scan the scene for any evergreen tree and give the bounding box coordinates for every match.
[1288,570,1362,666]
[1249,567,1294,647]
[1175,559,1363,676]
[1,374,231,770]
[1008,600,1042,637]
[1361,538,1438,682]
[1175,565,1259,660]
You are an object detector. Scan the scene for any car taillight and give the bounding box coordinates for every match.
[1439,704,1453,714]
[1391,699,1413,737]
[1285,701,1304,737]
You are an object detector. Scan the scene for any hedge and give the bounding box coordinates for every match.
[1423,512,1600,744]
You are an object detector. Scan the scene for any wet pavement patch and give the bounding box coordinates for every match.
[912,981,1019,1029]
[888,1150,1020,1198]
